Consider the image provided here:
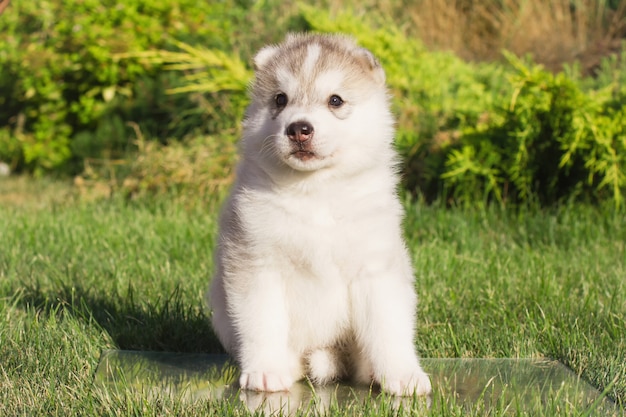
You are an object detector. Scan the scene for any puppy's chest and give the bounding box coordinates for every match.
[264,199,343,244]
[245,195,361,268]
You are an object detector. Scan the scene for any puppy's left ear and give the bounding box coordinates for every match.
[357,48,386,86]
[253,45,279,71]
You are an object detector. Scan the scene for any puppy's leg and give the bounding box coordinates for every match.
[209,275,236,353]
[350,272,431,396]
[306,346,346,385]
[235,270,301,392]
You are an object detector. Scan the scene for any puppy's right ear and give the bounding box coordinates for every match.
[253,45,279,70]
[357,48,386,86]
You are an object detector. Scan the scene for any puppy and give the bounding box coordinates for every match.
[209,33,431,396]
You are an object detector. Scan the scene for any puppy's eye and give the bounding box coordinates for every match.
[328,95,344,108]
[275,93,288,108]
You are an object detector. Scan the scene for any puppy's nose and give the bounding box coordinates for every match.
[286,121,314,142]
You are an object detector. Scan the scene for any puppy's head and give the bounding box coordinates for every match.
[242,33,395,178]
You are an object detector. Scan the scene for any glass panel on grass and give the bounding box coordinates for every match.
[94,351,620,416]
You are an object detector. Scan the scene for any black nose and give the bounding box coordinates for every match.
[286,121,314,142]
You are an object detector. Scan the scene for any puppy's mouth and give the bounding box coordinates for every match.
[290,150,317,161]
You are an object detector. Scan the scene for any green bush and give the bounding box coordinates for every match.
[0,0,251,175]
[442,53,626,208]
[1,1,624,207]
[82,132,239,205]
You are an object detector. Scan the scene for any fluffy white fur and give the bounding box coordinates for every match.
[208,33,431,396]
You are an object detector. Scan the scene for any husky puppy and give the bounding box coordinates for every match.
[209,33,431,396]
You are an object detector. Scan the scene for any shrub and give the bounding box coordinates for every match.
[76,131,238,205]
[2,1,624,207]
[0,0,248,175]
[443,53,626,207]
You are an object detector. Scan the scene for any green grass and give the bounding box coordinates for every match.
[0,177,624,416]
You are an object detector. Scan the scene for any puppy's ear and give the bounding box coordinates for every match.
[253,45,279,71]
[253,32,304,70]
[357,48,386,86]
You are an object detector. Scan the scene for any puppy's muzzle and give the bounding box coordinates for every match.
[286,121,317,161]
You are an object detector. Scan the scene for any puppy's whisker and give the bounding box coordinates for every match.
[259,135,280,159]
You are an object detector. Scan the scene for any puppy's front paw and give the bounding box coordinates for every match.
[381,368,432,396]
[239,371,293,392]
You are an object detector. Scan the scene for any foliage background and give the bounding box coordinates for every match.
[0,0,625,207]
[1,2,625,414]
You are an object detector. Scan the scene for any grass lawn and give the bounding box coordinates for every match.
[0,177,624,416]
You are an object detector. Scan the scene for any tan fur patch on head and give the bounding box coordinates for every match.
[251,33,386,105]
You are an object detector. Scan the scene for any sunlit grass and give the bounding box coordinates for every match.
[0,177,624,415]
